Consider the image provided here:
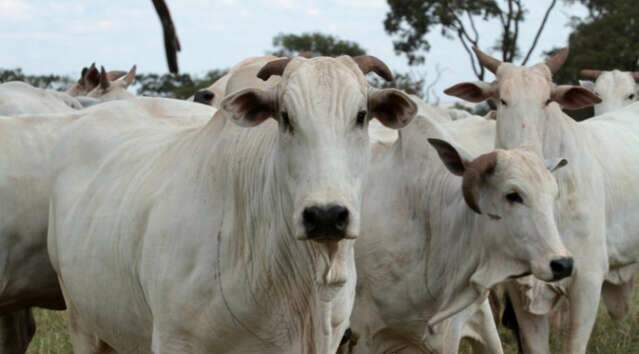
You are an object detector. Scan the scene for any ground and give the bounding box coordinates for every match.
[24,290,639,353]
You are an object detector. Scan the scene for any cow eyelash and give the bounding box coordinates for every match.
[356,111,367,128]
[505,191,524,204]
[280,112,293,134]
[500,99,508,106]
[627,94,636,100]
[545,99,552,106]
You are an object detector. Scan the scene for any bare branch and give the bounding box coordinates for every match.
[425,64,444,105]
[502,0,514,61]
[152,0,181,74]
[521,0,558,65]
[466,10,480,43]
[511,0,523,62]
[457,29,484,80]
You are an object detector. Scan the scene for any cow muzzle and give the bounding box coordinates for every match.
[549,257,574,281]
[301,204,352,241]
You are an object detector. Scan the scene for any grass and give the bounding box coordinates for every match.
[26,290,639,353]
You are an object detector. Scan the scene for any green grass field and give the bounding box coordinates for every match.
[25,290,639,353]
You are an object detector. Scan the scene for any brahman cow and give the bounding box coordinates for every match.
[580,69,639,116]
[0,97,213,353]
[445,47,639,354]
[350,114,571,354]
[0,81,83,115]
[86,65,137,101]
[66,63,129,97]
[48,55,416,353]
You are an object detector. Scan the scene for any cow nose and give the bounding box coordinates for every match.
[550,257,574,281]
[193,90,215,105]
[302,205,350,240]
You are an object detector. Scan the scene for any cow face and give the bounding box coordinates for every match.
[444,48,600,150]
[87,65,136,102]
[580,70,639,115]
[222,56,417,242]
[429,139,573,282]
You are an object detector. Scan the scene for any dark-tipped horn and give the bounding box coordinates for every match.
[462,151,498,214]
[257,58,292,81]
[353,55,393,82]
[579,69,603,80]
[99,66,110,90]
[546,48,570,75]
[473,47,502,74]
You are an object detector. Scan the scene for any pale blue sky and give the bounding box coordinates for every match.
[0,0,587,102]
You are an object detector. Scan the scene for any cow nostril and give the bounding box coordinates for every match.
[194,90,215,105]
[550,257,574,281]
[332,206,349,231]
[302,205,350,240]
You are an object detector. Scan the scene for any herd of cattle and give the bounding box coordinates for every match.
[0,48,638,354]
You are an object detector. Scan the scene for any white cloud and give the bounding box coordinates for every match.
[306,7,319,16]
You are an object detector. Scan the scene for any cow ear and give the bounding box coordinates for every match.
[369,88,417,129]
[221,88,276,127]
[123,65,136,87]
[427,138,470,177]
[444,82,495,103]
[85,65,100,89]
[545,158,568,173]
[551,85,601,110]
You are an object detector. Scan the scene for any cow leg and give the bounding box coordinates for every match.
[602,277,634,321]
[67,305,114,354]
[505,283,550,354]
[563,272,603,354]
[0,308,36,354]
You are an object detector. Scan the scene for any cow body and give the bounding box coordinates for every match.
[48,56,416,353]
[446,49,639,354]
[0,81,83,115]
[349,115,570,354]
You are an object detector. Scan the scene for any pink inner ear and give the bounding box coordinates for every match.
[373,93,413,128]
[444,83,490,103]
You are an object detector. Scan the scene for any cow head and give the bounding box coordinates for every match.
[580,69,639,115]
[429,139,573,282]
[87,65,136,101]
[66,63,100,96]
[444,48,601,150]
[222,56,417,242]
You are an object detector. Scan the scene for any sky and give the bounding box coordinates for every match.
[0,0,588,103]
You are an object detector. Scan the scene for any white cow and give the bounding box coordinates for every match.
[445,47,639,354]
[66,63,129,97]
[0,81,83,115]
[48,56,417,353]
[86,65,137,101]
[580,69,639,115]
[0,97,213,353]
[349,114,571,354]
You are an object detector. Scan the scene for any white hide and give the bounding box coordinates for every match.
[350,114,569,354]
[0,81,82,115]
[48,56,416,353]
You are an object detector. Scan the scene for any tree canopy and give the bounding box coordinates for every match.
[384,0,559,80]
[270,32,367,58]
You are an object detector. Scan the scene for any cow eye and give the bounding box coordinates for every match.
[505,192,524,204]
[545,99,552,106]
[627,93,636,100]
[356,111,367,128]
[280,111,293,133]
[500,99,508,107]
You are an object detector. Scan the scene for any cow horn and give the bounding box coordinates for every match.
[257,58,292,81]
[462,151,498,214]
[546,48,570,75]
[579,69,603,80]
[353,55,394,82]
[99,66,110,90]
[473,47,502,74]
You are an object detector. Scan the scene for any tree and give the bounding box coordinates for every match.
[0,68,73,90]
[384,0,560,80]
[551,0,639,85]
[135,69,226,98]
[270,32,366,58]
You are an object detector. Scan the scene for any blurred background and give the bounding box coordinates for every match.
[1,0,635,107]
